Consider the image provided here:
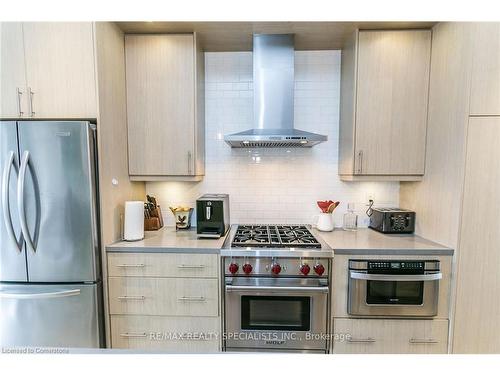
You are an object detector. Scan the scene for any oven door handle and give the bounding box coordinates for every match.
[349,271,442,282]
[225,285,329,294]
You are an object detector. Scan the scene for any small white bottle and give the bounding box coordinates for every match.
[343,203,358,231]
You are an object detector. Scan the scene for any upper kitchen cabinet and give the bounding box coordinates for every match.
[339,29,431,181]
[0,23,28,118]
[469,23,500,116]
[0,22,97,119]
[22,23,97,119]
[125,34,205,181]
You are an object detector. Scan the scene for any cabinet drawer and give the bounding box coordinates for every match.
[110,315,220,352]
[108,253,218,278]
[332,318,448,354]
[108,277,219,317]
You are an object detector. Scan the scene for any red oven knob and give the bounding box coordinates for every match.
[242,263,253,275]
[314,263,325,276]
[228,263,239,274]
[271,263,282,275]
[300,264,311,275]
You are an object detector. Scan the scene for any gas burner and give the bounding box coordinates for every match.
[231,225,321,248]
[232,225,271,246]
[277,225,320,245]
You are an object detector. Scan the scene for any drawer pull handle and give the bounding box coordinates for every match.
[118,296,145,301]
[116,264,145,268]
[120,333,147,338]
[177,264,206,269]
[347,337,376,343]
[178,296,206,302]
[409,338,438,344]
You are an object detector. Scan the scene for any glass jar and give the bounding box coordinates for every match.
[343,203,358,231]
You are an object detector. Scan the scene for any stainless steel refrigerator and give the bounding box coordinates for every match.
[0,120,103,348]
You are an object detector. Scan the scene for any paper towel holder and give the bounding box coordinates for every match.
[124,201,145,241]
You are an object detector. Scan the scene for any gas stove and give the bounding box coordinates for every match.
[232,225,322,248]
[221,224,333,277]
[222,224,332,353]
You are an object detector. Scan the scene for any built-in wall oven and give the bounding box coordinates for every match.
[348,260,442,317]
[225,276,329,352]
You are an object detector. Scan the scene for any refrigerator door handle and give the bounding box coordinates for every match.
[2,151,22,252]
[0,289,81,299]
[17,150,36,253]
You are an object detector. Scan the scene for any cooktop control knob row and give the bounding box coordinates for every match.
[229,261,326,276]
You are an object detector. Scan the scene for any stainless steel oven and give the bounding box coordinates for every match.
[348,260,441,317]
[221,225,332,353]
[224,276,329,352]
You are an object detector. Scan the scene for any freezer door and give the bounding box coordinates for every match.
[0,282,103,348]
[0,121,27,282]
[17,121,99,282]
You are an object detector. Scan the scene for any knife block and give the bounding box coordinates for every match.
[144,206,164,231]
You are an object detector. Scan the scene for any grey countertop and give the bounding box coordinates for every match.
[315,228,453,256]
[106,227,228,253]
[106,226,453,256]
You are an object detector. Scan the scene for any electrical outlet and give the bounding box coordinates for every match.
[365,193,375,204]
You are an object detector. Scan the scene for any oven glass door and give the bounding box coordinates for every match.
[366,280,424,305]
[241,296,310,331]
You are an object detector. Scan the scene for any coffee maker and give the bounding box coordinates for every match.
[196,194,230,238]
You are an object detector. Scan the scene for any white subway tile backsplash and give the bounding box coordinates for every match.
[146,51,399,227]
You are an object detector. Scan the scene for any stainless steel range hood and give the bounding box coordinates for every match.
[224,34,327,148]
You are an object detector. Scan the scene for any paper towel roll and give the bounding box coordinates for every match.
[124,201,144,241]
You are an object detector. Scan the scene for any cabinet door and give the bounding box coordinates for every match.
[110,315,220,352]
[355,30,431,175]
[108,277,219,317]
[453,117,500,353]
[332,318,448,354]
[107,253,219,278]
[125,34,195,176]
[0,23,28,118]
[470,23,500,115]
[22,22,97,118]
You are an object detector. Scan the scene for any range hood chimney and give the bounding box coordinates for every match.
[224,34,327,148]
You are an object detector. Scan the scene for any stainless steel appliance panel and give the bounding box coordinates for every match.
[348,260,441,317]
[224,277,329,351]
[1,121,27,282]
[0,282,103,348]
[17,121,99,282]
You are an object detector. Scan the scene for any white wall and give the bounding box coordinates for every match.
[147,51,399,227]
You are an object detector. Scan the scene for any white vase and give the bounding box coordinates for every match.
[316,213,334,232]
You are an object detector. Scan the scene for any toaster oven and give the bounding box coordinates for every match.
[369,208,416,234]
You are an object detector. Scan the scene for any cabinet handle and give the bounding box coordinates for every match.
[187,151,192,175]
[120,333,147,338]
[116,264,145,268]
[347,337,376,343]
[118,295,145,301]
[409,338,438,344]
[28,87,35,116]
[177,264,205,269]
[357,150,363,174]
[16,87,24,116]
[178,296,206,302]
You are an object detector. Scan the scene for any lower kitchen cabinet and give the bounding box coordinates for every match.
[110,315,220,352]
[106,252,221,352]
[332,319,449,354]
[107,252,219,278]
[108,276,219,316]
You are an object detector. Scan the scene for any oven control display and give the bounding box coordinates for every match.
[368,261,424,271]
